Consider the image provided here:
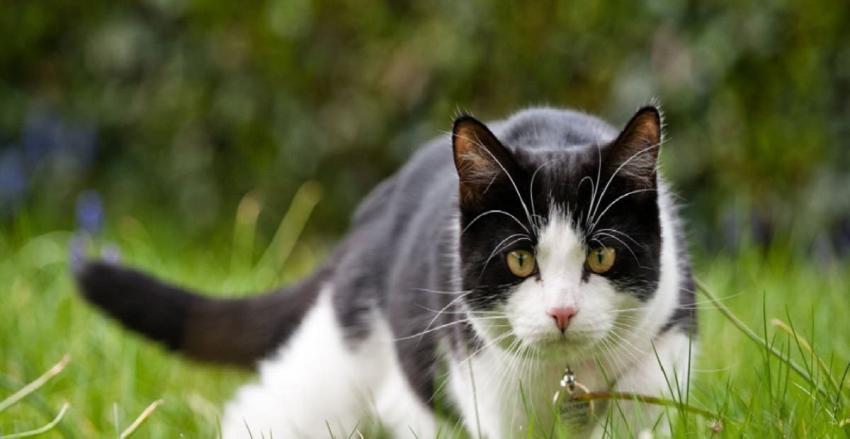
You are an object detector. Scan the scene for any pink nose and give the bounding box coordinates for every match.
[547,306,577,332]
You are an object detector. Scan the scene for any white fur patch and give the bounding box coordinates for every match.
[220,288,435,438]
[507,210,637,351]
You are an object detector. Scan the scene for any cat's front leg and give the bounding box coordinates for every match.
[591,330,695,438]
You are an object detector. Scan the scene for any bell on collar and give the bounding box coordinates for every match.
[552,365,595,426]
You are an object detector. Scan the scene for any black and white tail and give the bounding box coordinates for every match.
[75,261,326,368]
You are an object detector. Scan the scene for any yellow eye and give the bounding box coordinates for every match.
[506,249,536,278]
[586,247,616,274]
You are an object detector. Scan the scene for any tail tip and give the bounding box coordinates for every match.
[70,233,122,278]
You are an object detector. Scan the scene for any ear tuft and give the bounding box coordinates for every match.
[623,106,662,147]
[607,106,663,187]
[452,115,515,203]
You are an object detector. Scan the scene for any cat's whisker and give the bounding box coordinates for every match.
[588,188,658,233]
[583,143,604,229]
[460,330,516,364]
[461,209,531,236]
[413,306,510,323]
[596,330,643,371]
[529,162,550,232]
[414,307,503,316]
[395,318,479,341]
[611,294,740,313]
[585,140,665,229]
[593,231,640,256]
[578,175,596,227]
[498,338,531,404]
[454,133,535,228]
[591,232,640,264]
[506,342,534,418]
[479,235,532,279]
[413,287,472,296]
[592,227,643,248]
[413,290,477,340]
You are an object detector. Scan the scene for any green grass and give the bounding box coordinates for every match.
[1,202,849,437]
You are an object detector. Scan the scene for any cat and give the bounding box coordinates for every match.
[75,105,696,438]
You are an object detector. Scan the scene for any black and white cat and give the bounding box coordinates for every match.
[76,105,696,438]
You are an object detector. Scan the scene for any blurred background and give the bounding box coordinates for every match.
[2,0,849,258]
[2,2,850,436]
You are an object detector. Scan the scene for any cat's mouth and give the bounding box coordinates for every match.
[536,331,597,348]
[496,328,602,356]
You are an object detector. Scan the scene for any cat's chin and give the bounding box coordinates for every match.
[538,334,597,353]
[498,332,603,361]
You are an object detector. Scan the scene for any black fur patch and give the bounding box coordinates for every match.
[76,260,327,367]
[77,262,193,350]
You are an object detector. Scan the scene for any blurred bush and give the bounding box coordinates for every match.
[1,0,848,256]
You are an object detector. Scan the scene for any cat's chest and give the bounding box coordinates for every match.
[448,348,622,438]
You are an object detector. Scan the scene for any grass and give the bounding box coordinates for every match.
[1,195,849,437]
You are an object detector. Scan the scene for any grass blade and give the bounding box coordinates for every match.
[569,391,727,429]
[119,399,164,439]
[0,354,70,413]
[231,192,262,274]
[694,279,829,399]
[771,318,841,394]
[255,181,322,285]
[3,402,70,438]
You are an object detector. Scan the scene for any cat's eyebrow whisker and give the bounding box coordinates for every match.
[487,233,531,258]
[528,161,553,232]
[461,209,531,236]
[478,235,532,280]
[592,227,643,248]
[585,142,604,228]
[577,174,596,226]
[586,141,664,228]
[588,188,658,234]
[455,133,535,228]
[591,232,640,264]
[528,164,544,221]
[530,214,546,230]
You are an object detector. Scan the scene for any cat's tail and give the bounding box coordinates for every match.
[74,260,330,369]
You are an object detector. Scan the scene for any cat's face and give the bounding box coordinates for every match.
[453,107,663,359]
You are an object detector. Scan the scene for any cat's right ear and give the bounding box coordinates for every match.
[452,115,517,204]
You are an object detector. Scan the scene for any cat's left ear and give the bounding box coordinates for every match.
[606,106,663,188]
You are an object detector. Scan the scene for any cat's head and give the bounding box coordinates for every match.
[452,107,664,359]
